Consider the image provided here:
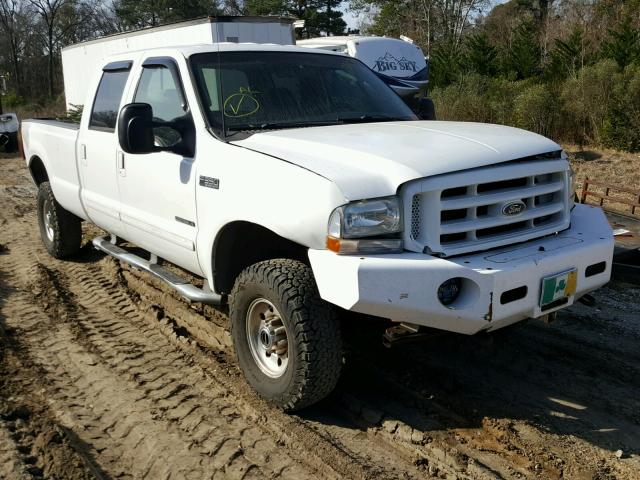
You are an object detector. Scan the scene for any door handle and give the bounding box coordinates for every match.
[81,144,87,166]
[118,151,126,177]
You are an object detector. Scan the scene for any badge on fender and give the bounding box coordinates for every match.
[199,176,219,189]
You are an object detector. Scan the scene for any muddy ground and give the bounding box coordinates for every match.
[1,153,639,480]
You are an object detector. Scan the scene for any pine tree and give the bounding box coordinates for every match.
[601,17,640,68]
[316,0,346,36]
[243,0,288,15]
[465,32,498,76]
[430,41,464,87]
[504,21,540,79]
[244,0,345,37]
[547,27,586,81]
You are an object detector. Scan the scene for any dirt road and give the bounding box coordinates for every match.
[1,153,639,480]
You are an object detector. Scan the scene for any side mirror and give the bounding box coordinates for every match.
[410,97,436,121]
[118,103,155,154]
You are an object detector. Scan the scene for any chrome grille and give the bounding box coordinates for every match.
[403,159,571,256]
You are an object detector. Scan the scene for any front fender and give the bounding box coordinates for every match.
[194,142,347,291]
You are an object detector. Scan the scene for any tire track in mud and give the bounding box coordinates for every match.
[1,258,327,479]
[2,155,639,479]
[62,251,431,480]
[0,423,32,480]
[0,291,102,480]
[107,251,480,479]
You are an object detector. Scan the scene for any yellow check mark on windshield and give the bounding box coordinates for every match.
[223,87,261,118]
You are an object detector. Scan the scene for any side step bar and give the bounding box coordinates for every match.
[92,235,223,305]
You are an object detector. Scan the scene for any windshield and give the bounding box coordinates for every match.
[190,51,417,139]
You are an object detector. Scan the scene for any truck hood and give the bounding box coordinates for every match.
[232,121,561,200]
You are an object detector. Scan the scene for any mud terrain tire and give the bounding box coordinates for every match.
[230,259,342,411]
[37,181,81,258]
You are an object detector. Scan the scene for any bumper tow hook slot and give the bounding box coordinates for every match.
[578,294,596,307]
[382,323,446,348]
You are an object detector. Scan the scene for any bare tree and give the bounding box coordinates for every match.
[0,0,31,94]
[350,0,490,54]
[431,0,490,46]
[28,0,70,97]
[88,0,128,35]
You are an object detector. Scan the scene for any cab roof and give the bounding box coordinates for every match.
[182,42,342,56]
[104,42,343,62]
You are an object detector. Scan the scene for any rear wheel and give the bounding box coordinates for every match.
[230,259,342,411]
[37,181,81,259]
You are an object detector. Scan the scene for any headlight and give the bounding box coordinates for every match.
[328,196,402,239]
[327,196,403,254]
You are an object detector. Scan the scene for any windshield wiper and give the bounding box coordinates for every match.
[336,114,404,124]
[225,120,339,140]
[225,116,404,140]
[228,120,338,132]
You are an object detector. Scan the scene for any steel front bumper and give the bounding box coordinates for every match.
[309,204,613,335]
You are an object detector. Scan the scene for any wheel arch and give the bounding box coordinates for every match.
[212,221,308,295]
[28,155,49,186]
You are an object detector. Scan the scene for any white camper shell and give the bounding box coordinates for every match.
[61,16,296,108]
[297,36,428,97]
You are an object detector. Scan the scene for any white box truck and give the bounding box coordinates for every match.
[61,16,296,108]
[22,22,613,411]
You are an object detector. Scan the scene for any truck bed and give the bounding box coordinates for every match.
[22,118,84,220]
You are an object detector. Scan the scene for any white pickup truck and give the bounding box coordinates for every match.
[22,43,614,411]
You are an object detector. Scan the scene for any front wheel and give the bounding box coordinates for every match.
[230,259,342,411]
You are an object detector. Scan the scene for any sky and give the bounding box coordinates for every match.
[339,5,359,30]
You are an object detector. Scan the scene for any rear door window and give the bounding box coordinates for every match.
[89,69,130,131]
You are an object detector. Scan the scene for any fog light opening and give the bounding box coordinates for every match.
[438,277,463,306]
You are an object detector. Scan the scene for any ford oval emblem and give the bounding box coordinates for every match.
[501,200,526,216]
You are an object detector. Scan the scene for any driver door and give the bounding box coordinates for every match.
[117,56,201,274]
